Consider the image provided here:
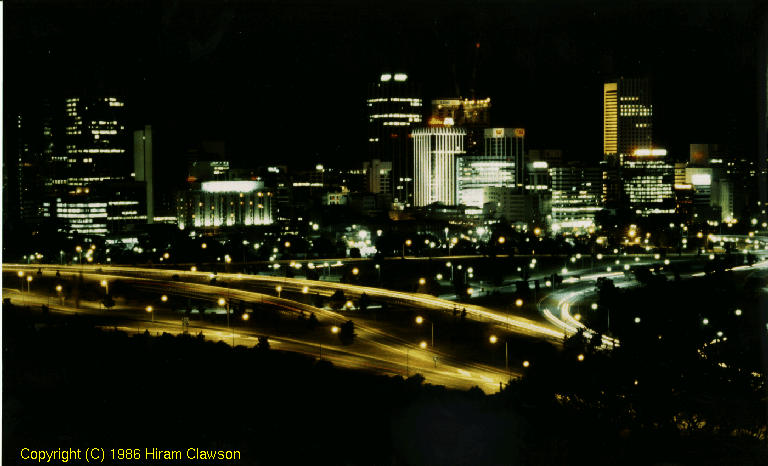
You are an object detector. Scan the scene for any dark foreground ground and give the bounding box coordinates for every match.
[3,295,767,465]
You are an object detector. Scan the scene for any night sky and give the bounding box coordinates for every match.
[5,0,763,180]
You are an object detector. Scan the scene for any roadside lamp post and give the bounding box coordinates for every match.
[415,315,434,347]
[489,335,508,375]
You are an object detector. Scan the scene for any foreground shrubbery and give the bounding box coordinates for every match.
[4,304,767,465]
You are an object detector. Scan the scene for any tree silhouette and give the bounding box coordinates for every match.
[256,336,270,351]
[101,294,115,310]
[338,320,355,345]
[358,293,370,312]
[329,290,346,310]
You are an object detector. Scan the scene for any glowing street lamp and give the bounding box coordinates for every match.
[577,354,585,362]
[497,236,506,244]
[418,277,426,285]
[275,286,282,298]
[415,315,434,347]
[419,341,428,349]
[522,360,530,368]
[302,286,309,294]
[161,294,168,302]
[489,335,509,373]
[352,267,359,276]
[201,242,207,249]
[26,275,33,292]
[242,313,249,321]
[515,298,523,307]
[146,305,154,322]
[402,238,412,257]
[331,326,340,334]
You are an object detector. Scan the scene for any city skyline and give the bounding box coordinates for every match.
[5,0,763,175]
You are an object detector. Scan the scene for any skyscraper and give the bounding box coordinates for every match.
[457,127,525,209]
[431,98,491,157]
[603,78,653,163]
[16,100,56,227]
[550,164,603,232]
[133,125,154,224]
[412,127,466,206]
[366,73,422,207]
[57,96,143,235]
[603,78,668,214]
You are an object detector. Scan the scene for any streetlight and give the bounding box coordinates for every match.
[515,298,523,307]
[331,325,340,334]
[352,267,359,276]
[55,284,63,304]
[218,297,230,328]
[161,294,168,302]
[419,341,427,349]
[75,245,83,267]
[17,271,24,292]
[415,315,434,347]
[100,279,109,295]
[489,335,509,374]
[276,285,282,298]
[522,360,530,368]
[146,305,154,322]
[201,242,207,249]
[418,277,426,285]
[26,275,33,293]
[302,286,309,294]
[242,313,249,321]
[577,354,585,362]
[734,309,742,316]
[498,236,506,244]
[403,239,412,257]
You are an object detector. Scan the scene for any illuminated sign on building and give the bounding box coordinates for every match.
[201,181,260,193]
[691,174,712,186]
[634,148,668,156]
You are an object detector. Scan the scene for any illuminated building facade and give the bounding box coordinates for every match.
[457,127,525,209]
[362,158,392,195]
[58,96,143,235]
[603,78,653,163]
[603,78,654,209]
[412,127,465,206]
[622,149,675,216]
[431,98,491,157]
[177,180,274,230]
[550,165,603,231]
[366,73,422,206]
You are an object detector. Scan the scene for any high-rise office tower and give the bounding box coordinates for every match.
[58,96,142,235]
[603,78,668,214]
[623,149,675,216]
[16,100,56,226]
[133,125,154,224]
[603,78,653,163]
[431,98,490,157]
[412,127,466,206]
[457,127,525,209]
[366,73,422,207]
[550,164,603,231]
